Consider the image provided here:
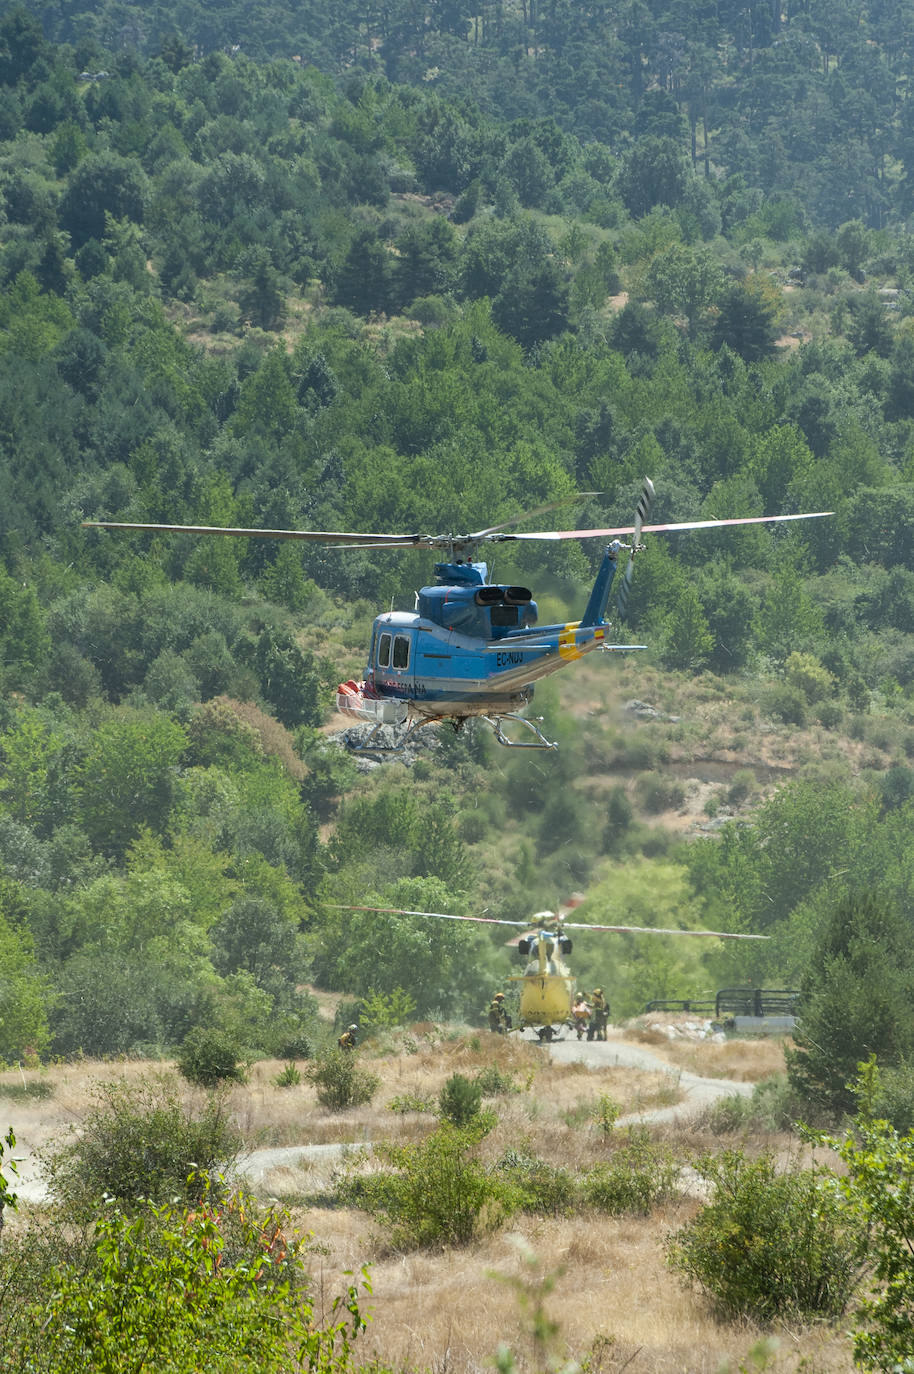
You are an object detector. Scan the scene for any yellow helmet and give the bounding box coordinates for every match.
[494,992,505,1000]
[593,988,602,995]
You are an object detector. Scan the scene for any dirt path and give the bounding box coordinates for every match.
[546,1028,751,1125]
[9,1032,749,1206]
[238,1030,749,1195]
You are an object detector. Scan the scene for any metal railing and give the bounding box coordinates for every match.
[642,989,801,1018]
[715,988,800,1018]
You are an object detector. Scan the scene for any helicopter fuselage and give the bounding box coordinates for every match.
[513,928,575,1038]
[337,546,638,745]
[366,607,610,717]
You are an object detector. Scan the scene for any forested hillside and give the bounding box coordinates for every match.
[2,0,914,1096]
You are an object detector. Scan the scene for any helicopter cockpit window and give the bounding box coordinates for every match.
[392,634,410,669]
[377,633,391,668]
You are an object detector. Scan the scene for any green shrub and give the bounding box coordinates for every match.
[786,651,835,703]
[359,987,417,1031]
[817,700,844,729]
[592,1093,620,1136]
[40,1074,241,1214]
[700,1093,750,1134]
[306,1048,379,1111]
[726,768,757,808]
[701,1079,809,1137]
[580,1131,677,1215]
[272,1024,314,1060]
[868,1060,914,1132]
[761,683,807,726]
[178,1026,247,1087]
[636,773,686,814]
[824,1064,914,1370]
[387,1091,435,1115]
[273,1062,301,1088]
[1,1126,17,1214]
[495,1149,577,1216]
[5,1185,372,1374]
[439,1072,483,1126]
[745,1074,811,1132]
[666,1149,859,1322]
[337,1123,512,1249]
[475,1065,519,1096]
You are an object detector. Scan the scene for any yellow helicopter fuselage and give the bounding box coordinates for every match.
[512,933,574,1035]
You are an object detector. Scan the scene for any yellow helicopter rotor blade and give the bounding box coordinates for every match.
[560,920,768,940]
[326,904,529,928]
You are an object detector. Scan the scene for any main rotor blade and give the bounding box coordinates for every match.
[327,904,529,928]
[82,509,832,550]
[328,904,766,940]
[560,920,768,940]
[508,511,832,542]
[469,492,600,540]
[81,521,423,546]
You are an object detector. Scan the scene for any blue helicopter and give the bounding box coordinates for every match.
[84,480,830,751]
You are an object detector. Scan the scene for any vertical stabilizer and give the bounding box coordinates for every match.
[580,545,620,627]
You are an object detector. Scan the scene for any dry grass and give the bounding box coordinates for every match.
[2,1036,856,1374]
[623,1024,792,1082]
[299,1205,855,1374]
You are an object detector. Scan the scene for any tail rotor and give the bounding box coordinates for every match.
[616,477,654,624]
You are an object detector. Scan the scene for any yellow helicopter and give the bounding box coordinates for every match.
[332,902,767,1041]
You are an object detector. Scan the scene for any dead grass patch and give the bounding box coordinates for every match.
[622,1028,790,1082]
[4,1044,856,1374]
[295,1205,855,1374]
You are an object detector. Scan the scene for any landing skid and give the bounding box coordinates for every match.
[485,713,558,749]
[515,1026,566,1043]
[346,710,557,753]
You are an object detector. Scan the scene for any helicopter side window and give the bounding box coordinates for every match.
[377,633,391,668]
[392,634,410,669]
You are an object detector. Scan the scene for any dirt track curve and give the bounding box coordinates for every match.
[239,1028,749,1196]
[11,1031,748,1205]
[546,1027,752,1126]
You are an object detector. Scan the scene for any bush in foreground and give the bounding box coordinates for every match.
[339,1125,680,1246]
[820,1058,914,1369]
[337,1122,510,1249]
[41,1073,241,1214]
[178,1025,248,1087]
[438,1072,483,1126]
[1,1185,374,1374]
[580,1130,678,1215]
[666,1149,860,1322]
[306,1048,379,1111]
